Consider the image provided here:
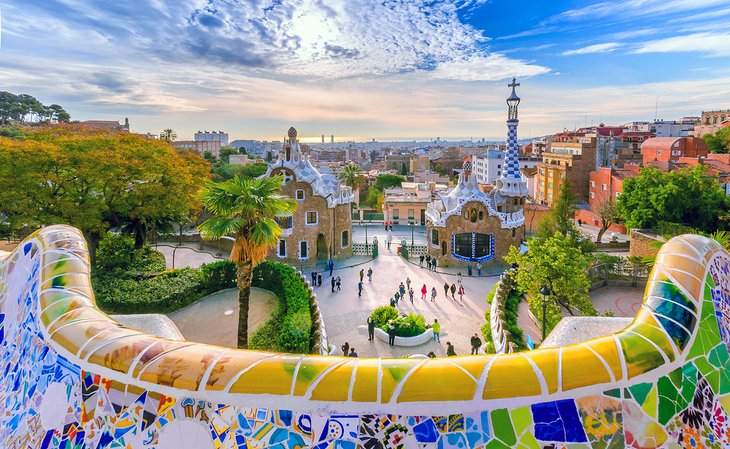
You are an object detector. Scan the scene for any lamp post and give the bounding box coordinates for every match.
[409,221,415,246]
[539,286,550,343]
[364,220,368,246]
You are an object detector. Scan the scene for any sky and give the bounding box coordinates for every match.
[0,0,729,141]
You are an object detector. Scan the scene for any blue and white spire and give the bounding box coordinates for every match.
[496,78,529,198]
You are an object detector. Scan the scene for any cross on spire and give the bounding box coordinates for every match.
[508,77,520,89]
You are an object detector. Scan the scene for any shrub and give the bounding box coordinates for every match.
[96,233,165,275]
[250,261,312,353]
[200,260,236,292]
[371,306,426,337]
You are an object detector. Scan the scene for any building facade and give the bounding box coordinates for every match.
[263,127,354,263]
[194,130,229,146]
[171,140,222,158]
[536,138,596,206]
[383,183,432,226]
[641,137,708,165]
[425,80,526,267]
[693,109,730,137]
[79,118,130,132]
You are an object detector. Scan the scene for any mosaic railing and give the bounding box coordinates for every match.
[2,225,730,448]
[489,269,518,354]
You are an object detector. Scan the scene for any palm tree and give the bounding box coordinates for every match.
[160,128,177,142]
[198,175,297,348]
[339,162,365,206]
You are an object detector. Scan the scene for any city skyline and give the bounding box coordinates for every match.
[0,0,729,140]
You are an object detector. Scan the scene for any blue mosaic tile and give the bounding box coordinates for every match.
[531,399,587,443]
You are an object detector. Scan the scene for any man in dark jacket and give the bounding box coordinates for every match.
[367,316,375,341]
[446,341,456,356]
[470,333,482,355]
[387,322,396,347]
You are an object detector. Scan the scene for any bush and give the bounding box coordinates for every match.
[250,261,312,353]
[96,233,165,274]
[200,260,236,292]
[370,306,427,337]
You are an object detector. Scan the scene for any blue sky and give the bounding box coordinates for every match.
[0,0,729,141]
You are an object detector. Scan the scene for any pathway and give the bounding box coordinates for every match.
[168,288,277,347]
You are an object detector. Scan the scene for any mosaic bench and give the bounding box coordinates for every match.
[1,225,729,449]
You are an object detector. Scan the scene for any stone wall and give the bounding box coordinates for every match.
[268,168,353,263]
[427,200,523,267]
[630,229,666,258]
[3,226,730,449]
[489,269,518,354]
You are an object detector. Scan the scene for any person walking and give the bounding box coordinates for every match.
[317,273,322,286]
[432,319,441,342]
[367,267,373,281]
[443,282,449,298]
[425,254,431,268]
[458,285,465,301]
[311,271,317,286]
[359,269,364,283]
[419,255,424,267]
[328,258,334,277]
[476,262,482,276]
[470,333,482,355]
[336,276,342,291]
[431,258,437,271]
[408,287,414,303]
[450,283,457,300]
[367,316,375,341]
[394,291,400,305]
[387,234,392,250]
[349,347,358,357]
[446,341,456,356]
[431,287,437,302]
[406,277,411,290]
[358,281,364,297]
[421,284,428,300]
[399,282,406,297]
[457,272,462,287]
[390,297,396,307]
[387,321,396,347]
[331,276,336,293]
[341,341,350,356]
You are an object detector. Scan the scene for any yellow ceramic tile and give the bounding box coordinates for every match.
[525,349,560,394]
[310,359,355,401]
[560,344,612,392]
[584,337,623,382]
[293,356,346,396]
[47,306,111,336]
[139,344,225,391]
[351,358,379,403]
[86,333,160,375]
[131,340,195,378]
[379,358,422,403]
[483,354,541,399]
[397,358,477,402]
[228,354,302,395]
[204,350,279,391]
[618,332,667,379]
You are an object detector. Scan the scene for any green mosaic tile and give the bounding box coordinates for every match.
[606,431,625,449]
[706,369,721,394]
[694,355,714,377]
[708,343,730,369]
[490,409,516,447]
[484,439,511,449]
[516,432,540,449]
[509,406,531,435]
[628,382,652,406]
[657,377,681,425]
[680,363,698,405]
[719,368,730,395]
[641,385,658,418]
[688,315,722,359]
[667,367,683,389]
[603,388,621,399]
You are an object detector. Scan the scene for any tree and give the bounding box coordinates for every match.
[617,165,730,233]
[0,125,209,263]
[220,146,238,163]
[504,232,597,336]
[374,174,406,191]
[400,162,408,175]
[536,179,593,252]
[339,163,365,206]
[0,91,70,124]
[703,127,730,154]
[594,199,621,243]
[198,175,297,348]
[160,128,177,142]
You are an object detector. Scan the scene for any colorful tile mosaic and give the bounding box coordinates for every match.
[1,226,730,448]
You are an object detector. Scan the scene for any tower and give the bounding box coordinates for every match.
[495,78,529,201]
[331,134,334,144]
[321,134,325,144]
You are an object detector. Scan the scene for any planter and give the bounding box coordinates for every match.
[358,325,433,347]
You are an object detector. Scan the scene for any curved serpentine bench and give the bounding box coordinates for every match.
[1,225,730,448]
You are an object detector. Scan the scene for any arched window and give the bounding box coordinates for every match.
[341,230,349,248]
[451,233,494,261]
[431,229,439,246]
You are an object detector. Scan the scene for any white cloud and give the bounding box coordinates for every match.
[430,54,550,81]
[562,42,621,56]
[634,32,730,57]
[551,0,730,22]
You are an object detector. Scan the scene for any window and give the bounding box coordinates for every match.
[671,150,681,156]
[276,216,293,230]
[296,189,305,200]
[431,229,439,246]
[657,150,662,155]
[408,209,414,220]
[590,181,595,188]
[277,239,286,258]
[393,209,399,220]
[497,164,501,169]
[452,233,494,262]
[540,181,544,186]
[591,192,595,199]
[497,171,501,176]
[548,192,553,199]
[306,211,318,225]
[299,241,309,259]
[548,182,553,189]
[615,192,621,198]
[602,183,607,191]
[478,211,484,220]
[341,230,349,248]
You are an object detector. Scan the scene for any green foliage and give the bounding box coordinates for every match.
[92,259,237,314]
[250,261,313,353]
[0,125,23,138]
[400,162,408,175]
[481,279,526,351]
[212,162,268,182]
[536,179,594,253]
[504,232,596,335]
[703,127,730,154]
[96,233,166,274]
[617,165,730,233]
[374,174,406,191]
[0,91,70,124]
[370,306,426,337]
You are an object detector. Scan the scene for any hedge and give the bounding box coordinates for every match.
[370,305,427,337]
[249,261,312,353]
[92,260,236,314]
[481,281,527,352]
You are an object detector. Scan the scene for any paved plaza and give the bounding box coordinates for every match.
[156,237,644,357]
